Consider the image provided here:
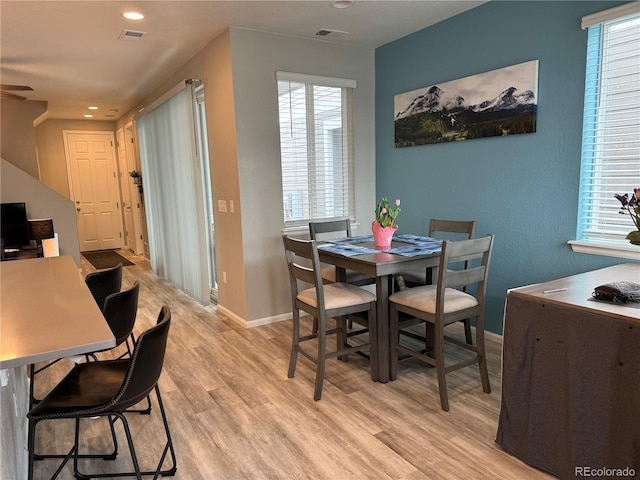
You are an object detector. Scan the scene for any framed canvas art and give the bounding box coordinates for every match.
[394,60,539,147]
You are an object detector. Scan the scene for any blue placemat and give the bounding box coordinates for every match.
[383,244,442,257]
[395,234,442,246]
[329,235,374,244]
[317,243,380,257]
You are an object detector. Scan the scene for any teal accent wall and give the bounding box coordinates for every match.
[375,1,630,334]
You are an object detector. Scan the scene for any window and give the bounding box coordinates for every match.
[276,72,356,227]
[576,4,640,252]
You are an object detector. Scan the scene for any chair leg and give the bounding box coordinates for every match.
[463,319,473,345]
[314,316,327,401]
[152,385,178,476]
[434,322,449,412]
[288,310,300,378]
[475,316,491,394]
[27,417,36,480]
[73,414,143,480]
[337,316,349,362]
[72,389,177,479]
[33,414,119,462]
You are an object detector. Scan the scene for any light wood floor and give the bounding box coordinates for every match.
[31,249,553,480]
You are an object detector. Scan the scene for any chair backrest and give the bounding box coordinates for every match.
[111,305,171,411]
[309,218,352,241]
[85,263,123,312]
[103,280,140,346]
[282,235,325,308]
[436,235,494,309]
[429,219,476,240]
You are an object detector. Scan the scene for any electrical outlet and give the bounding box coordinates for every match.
[222,271,227,284]
[229,200,234,213]
[218,200,227,213]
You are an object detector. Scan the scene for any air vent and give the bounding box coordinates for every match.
[119,29,146,41]
[315,28,347,37]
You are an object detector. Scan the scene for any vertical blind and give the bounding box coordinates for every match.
[276,71,356,226]
[577,8,640,243]
[136,82,210,305]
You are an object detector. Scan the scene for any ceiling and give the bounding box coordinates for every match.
[0,0,485,121]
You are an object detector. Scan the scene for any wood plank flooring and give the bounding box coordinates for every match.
[30,250,553,479]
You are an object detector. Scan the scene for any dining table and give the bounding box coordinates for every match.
[317,234,442,382]
[0,255,116,479]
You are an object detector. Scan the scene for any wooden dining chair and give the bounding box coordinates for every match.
[283,235,377,400]
[398,219,477,344]
[309,218,374,286]
[309,218,376,332]
[389,234,494,411]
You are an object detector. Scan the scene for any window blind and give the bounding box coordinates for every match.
[136,82,210,305]
[577,10,640,244]
[276,72,355,226]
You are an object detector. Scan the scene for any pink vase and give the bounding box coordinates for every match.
[372,221,398,248]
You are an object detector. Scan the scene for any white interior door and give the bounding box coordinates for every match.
[64,131,123,252]
[116,127,137,250]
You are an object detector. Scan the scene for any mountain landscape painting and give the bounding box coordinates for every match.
[394,60,538,147]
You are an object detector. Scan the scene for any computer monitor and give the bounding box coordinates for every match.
[1,202,31,249]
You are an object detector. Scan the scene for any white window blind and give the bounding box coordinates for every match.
[276,71,356,227]
[577,8,640,244]
[136,82,210,305]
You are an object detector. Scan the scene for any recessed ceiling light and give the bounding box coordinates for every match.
[331,0,353,9]
[88,106,98,110]
[84,114,93,118]
[123,11,144,20]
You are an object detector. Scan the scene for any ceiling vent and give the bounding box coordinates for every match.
[315,28,348,37]
[119,29,146,41]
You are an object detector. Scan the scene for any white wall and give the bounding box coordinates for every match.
[228,27,376,323]
[116,27,376,325]
[1,159,81,266]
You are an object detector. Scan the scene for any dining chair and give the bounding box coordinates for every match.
[27,306,177,480]
[30,281,149,468]
[398,219,477,345]
[283,235,377,401]
[85,262,123,311]
[309,218,376,332]
[309,218,375,286]
[99,280,140,360]
[29,278,138,414]
[389,234,494,411]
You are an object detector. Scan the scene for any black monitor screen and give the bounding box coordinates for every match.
[1,202,30,248]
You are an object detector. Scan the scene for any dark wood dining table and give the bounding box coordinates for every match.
[317,236,441,382]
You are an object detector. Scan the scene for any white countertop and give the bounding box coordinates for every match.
[509,263,640,322]
[0,255,116,369]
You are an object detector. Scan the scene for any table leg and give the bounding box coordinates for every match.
[376,275,392,382]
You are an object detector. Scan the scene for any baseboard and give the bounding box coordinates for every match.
[216,304,291,329]
[215,304,504,342]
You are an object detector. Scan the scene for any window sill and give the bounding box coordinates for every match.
[568,240,640,260]
[282,221,362,236]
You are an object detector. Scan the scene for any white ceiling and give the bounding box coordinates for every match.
[0,0,485,121]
